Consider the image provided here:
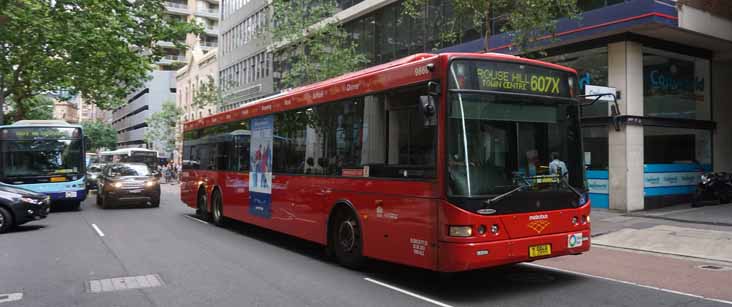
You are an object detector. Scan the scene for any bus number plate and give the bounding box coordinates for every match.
[529,244,551,257]
[65,191,77,198]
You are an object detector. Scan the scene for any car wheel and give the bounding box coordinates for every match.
[212,191,224,226]
[331,208,366,269]
[720,193,730,205]
[96,190,102,206]
[101,192,110,209]
[0,207,14,233]
[197,189,210,221]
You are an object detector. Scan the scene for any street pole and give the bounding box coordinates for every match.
[0,73,5,125]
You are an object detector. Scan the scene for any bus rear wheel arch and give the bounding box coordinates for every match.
[328,203,366,269]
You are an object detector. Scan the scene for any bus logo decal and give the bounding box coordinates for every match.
[527,220,550,234]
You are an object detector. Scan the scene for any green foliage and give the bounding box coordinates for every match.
[144,100,181,154]
[192,75,224,109]
[269,0,368,89]
[82,120,117,152]
[402,0,580,53]
[0,0,201,124]
[5,95,54,123]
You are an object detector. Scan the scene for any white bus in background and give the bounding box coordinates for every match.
[99,148,159,169]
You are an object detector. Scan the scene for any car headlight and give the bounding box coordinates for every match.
[113,182,123,188]
[20,197,44,205]
[145,180,157,187]
[701,174,711,185]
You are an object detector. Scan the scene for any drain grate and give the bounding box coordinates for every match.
[88,274,164,293]
[696,264,731,271]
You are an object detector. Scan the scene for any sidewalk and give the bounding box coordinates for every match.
[590,203,732,263]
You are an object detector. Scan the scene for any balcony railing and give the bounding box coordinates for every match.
[162,55,186,62]
[164,2,189,14]
[201,41,218,48]
[195,7,219,18]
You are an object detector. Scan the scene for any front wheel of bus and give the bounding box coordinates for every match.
[332,209,366,269]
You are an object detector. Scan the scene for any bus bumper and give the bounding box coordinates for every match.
[436,229,591,272]
[47,189,87,203]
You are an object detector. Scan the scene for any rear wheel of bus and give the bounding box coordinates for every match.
[331,207,366,269]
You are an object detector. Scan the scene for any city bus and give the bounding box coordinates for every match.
[99,148,159,169]
[0,120,89,210]
[180,52,591,272]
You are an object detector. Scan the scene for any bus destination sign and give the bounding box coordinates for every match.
[452,60,573,98]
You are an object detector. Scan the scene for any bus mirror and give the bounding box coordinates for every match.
[84,136,91,151]
[426,81,440,96]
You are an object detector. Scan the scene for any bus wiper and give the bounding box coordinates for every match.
[560,176,583,198]
[483,185,525,206]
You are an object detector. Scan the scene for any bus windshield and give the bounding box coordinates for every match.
[446,94,583,196]
[0,128,83,178]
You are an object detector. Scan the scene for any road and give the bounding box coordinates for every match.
[0,184,729,307]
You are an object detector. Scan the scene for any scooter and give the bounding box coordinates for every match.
[692,172,732,207]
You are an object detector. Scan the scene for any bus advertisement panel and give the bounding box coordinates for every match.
[181,53,590,272]
[0,121,88,209]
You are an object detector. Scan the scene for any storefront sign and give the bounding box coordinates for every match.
[644,172,700,188]
[584,85,616,101]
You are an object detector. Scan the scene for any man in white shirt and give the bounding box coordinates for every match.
[549,152,568,177]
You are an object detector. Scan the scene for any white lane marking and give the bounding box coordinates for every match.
[91,223,105,237]
[0,292,23,303]
[524,263,732,305]
[364,278,454,307]
[183,214,209,225]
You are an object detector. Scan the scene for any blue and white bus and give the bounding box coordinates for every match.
[0,120,89,210]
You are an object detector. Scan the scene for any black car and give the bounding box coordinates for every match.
[97,163,160,208]
[0,183,51,233]
[86,163,104,190]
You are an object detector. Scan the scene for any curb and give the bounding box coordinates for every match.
[623,214,732,227]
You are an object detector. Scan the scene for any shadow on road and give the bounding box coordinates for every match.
[5,224,46,234]
[192,214,587,305]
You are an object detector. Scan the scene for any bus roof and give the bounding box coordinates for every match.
[184,52,577,132]
[1,120,81,129]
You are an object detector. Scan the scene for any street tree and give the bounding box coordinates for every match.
[192,76,226,109]
[144,100,182,155]
[269,0,368,89]
[82,121,117,152]
[0,0,201,125]
[4,95,54,123]
[402,0,580,53]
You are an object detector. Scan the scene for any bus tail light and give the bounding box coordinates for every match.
[449,226,472,237]
[491,224,499,234]
[572,216,579,225]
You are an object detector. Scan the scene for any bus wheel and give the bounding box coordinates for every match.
[331,208,366,269]
[211,191,224,226]
[196,189,210,221]
[0,207,14,233]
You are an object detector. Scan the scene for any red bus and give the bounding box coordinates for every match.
[181,52,591,272]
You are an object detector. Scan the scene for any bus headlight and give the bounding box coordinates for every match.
[448,226,472,237]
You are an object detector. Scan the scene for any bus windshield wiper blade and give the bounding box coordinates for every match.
[560,176,583,198]
[483,185,524,206]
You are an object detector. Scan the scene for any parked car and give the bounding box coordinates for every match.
[0,183,50,233]
[86,163,104,190]
[693,172,732,207]
[97,163,160,208]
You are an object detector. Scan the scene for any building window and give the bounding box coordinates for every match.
[644,126,712,166]
[643,48,710,120]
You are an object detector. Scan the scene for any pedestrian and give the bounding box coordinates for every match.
[549,152,568,178]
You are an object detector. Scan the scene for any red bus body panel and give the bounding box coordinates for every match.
[181,52,588,272]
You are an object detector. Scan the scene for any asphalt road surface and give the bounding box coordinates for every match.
[1,184,728,307]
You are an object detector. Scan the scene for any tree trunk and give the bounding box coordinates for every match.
[0,75,4,125]
[484,0,492,52]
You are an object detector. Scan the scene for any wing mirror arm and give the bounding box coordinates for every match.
[577,93,622,132]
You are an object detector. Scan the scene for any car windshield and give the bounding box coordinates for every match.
[0,139,82,178]
[110,164,151,177]
[447,93,584,197]
[88,165,102,172]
